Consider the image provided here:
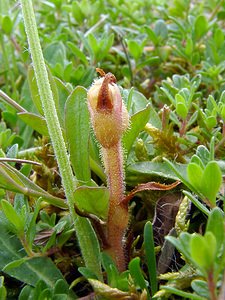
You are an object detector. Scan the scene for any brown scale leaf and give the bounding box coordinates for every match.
[123,180,180,205]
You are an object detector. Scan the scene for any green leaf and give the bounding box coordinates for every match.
[190,234,207,270]
[6,144,18,159]
[154,19,168,40]
[209,137,215,161]
[205,116,217,129]
[201,161,222,205]
[72,64,85,82]
[63,62,73,82]
[88,34,98,56]
[38,289,52,299]
[116,271,130,292]
[72,1,85,24]
[0,162,67,209]
[43,42,66,69]
[0,218,74,295]
[127,161,182,186]
[28,65,60,119]
[0,276,7,300]
[78,267,98,280]
[145,26,158,45]
[176,102,188,119]
[204,232,217,264]
[166,232,192,262]
[2,111,17,127]
[187,162,203,192]
[161,286,205,300]
[53,295,68,300]
[126,87,134,113]
[54,279,69,296]
[42,231,56,253]
[27,65,44,115]
[183,191,210,216]
[137,56,160,69]
[2,15,13,35]
[1,199,24,234]
[123,104,151,153]
[165,159,213,211]
[123,89,149,114]
[194,15,208,39]
[214,28,224,48]
[127,40,142,60]
[101,253,120,288]
[3,257,28,272]
[74,186,109,220]
[97,33,114,61]
[75,217,103,281]
[185,38,193,56]
[160,87,175,106]
[175,93,188,119]
[18,285,34,300]
[33,280,48,300]
[192,74,202,90]
[26,198,42,248]
[54,78,71,124]
[129,257,149,298]
[191,280,209,298]
[220,105,225,121]
[17,112,49,136]
[190,233,215,271]
[65,86,91,184]
[190,155,205,169]
[67,42,88,65]
[196,145,210,166]
[144,221,157,296]
[206,207,224,252]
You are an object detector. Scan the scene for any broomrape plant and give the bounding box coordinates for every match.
[87,69,129,271]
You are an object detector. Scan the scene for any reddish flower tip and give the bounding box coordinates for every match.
[97,72,117,111]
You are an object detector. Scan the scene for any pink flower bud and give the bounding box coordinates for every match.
[88,70,129,148]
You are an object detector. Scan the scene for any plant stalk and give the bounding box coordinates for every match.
[207,270,217,300]
[102,142,128,271]
[0,89,27,113]
[20,0,102,280]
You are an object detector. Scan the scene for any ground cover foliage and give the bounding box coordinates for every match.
[0,0,225,299]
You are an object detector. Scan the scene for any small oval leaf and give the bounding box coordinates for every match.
[201,161,222,206]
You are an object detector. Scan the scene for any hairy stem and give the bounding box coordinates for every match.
[20,0,102,280]
[102,142,128,271]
